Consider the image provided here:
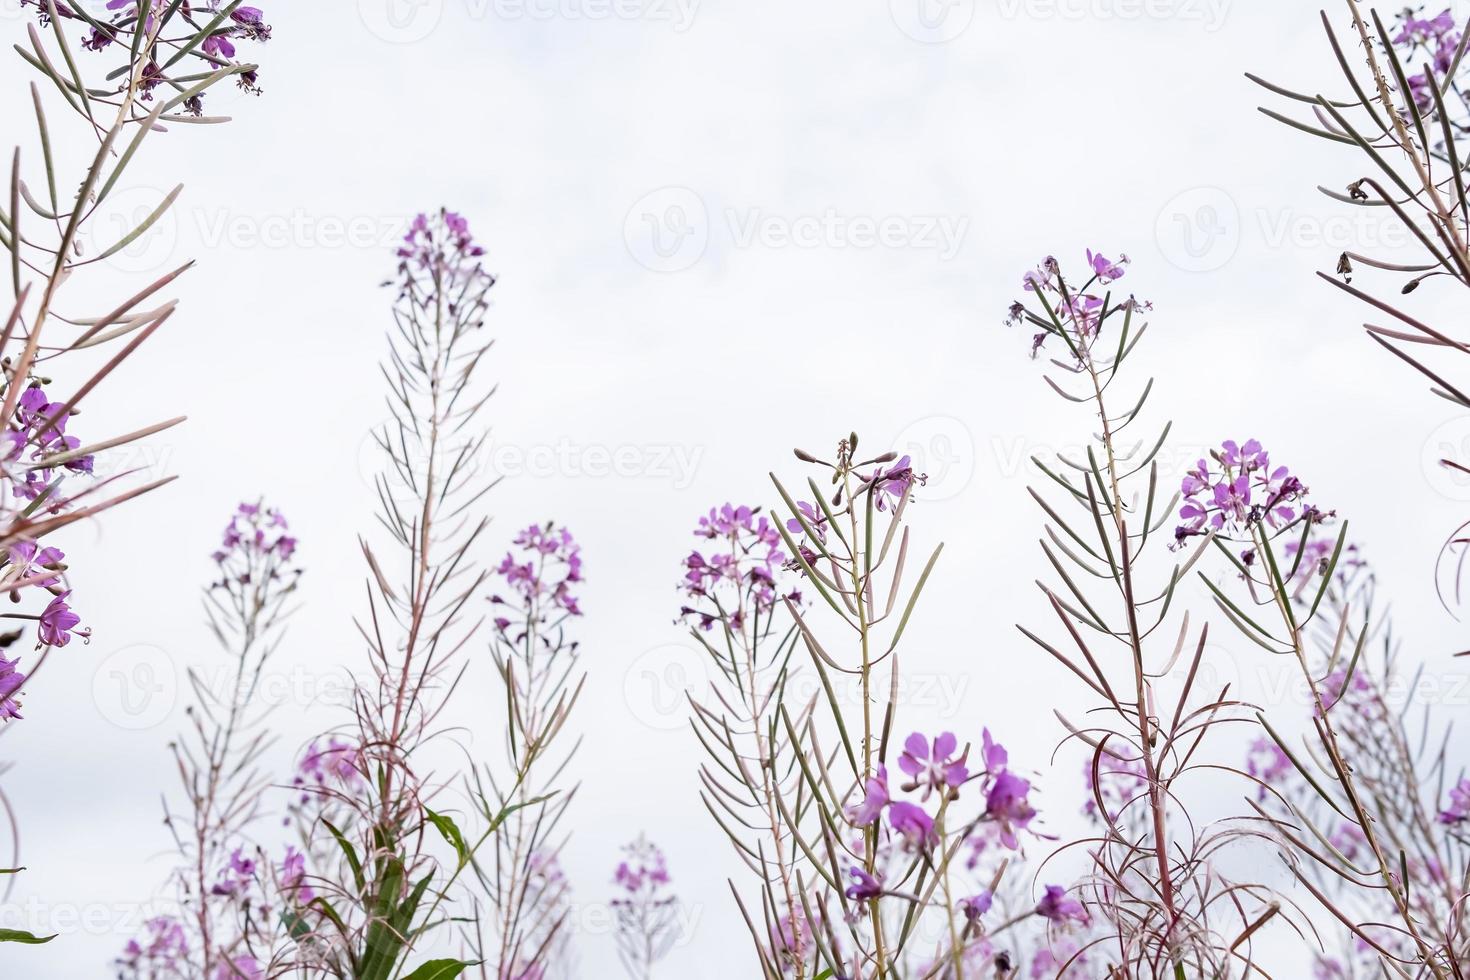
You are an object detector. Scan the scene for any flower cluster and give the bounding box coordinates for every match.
[1438,778,1470,825]
[396,209,489,285]
[1174,439,1310,546]
[1006,249,1151,359]
[293,736,362,799]
[492,522,583,634]
[1392,7,1461,111]
[25,0,274,103]
[5,385,95,502]
[1081,753,1148,824]
[1245,738,1292,801]
[680,503,795,630]
[845,729,1039,857]
[211,501,297,575]
[4,538,88,663]
[116,916,189,979]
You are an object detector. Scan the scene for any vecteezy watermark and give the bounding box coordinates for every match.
[889,0,975,43]
[994,0,1229,30]
[1422,416,1470,502]
[487,439,704,489]
[358,0,699,42]
[624,187,970,272]
[891,415,976,502]
[1154,186,1241,273]
[356,426,705,498]
[79,187,409,274]
[1156,186,1418,273]
[92,643,179,730]
[623,643,709,731]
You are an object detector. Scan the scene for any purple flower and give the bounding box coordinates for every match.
[492,522,584,634]
[1439,778,1470,824]
[679,503,794,630]
[8,541,65,588]
[887,800,937,848]
[116,916,187,974]
[1245,738,1291,800]
[1009,251,1151,360]
[1035,884,1088,925]
[959,891,993,922]
[845,765,889,827]
[214,955,264,980]
[37,592,83,647]
[897,731,968,800]
[844,866,883,901]
[862,455,927,510]
[1081,753,1148,823]
[983,770,1037,851]
[294,737,362,800]
[280,846,315,904]
[613,836,672,898]
[1086,248,1128,283]
[1174,439,1311,546]
[0,656,25,721]
[210,846,257,897]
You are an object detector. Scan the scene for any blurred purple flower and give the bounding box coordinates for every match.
[1035,884,1089,925]
[888,800,937,847]
[845,765,890,827]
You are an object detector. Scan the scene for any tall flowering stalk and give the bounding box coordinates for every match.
[753,439,1066,978]
[118,501,302,980]
[277,209,507,979]
[611,835,679,980]
[1254,1,1470,605]
[1250,543,1468,977]
[1188,448,1468,977]
[470,521,586,979]
[1007,252,1279,975]
[0,0,270,943]
[677,502,809,976]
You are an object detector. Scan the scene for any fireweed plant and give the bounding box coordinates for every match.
[277,209,586,980]
[1253,0,1470,605]
[117,501,302,979]
[611,835,680,979]
[471,520,586,979]
[0,0,271,944]
[1006,252,1287,975]
[678,440,1086,979]
[1229,538,1470,978]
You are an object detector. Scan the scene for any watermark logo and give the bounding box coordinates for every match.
[1422,416,1470,501]
[890,0,975,43]
[359,0,446,42]
[625,187,970,272]
[892,415,975,502]
[92,643,177,730]
[623,643,708,731]
[1155,186,1241,273]
[624,187,709,273]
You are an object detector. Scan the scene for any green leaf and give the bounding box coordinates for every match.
[424,808,469,869]
[0,929,55,944]
[403,959,477,980]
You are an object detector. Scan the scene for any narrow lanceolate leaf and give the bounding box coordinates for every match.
[402,960,478,980]
[0,930,55,944]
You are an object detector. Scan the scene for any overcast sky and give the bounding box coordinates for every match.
[2,0,1468,976]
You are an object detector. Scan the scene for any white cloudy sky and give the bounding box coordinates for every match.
[2,0,1468,976]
